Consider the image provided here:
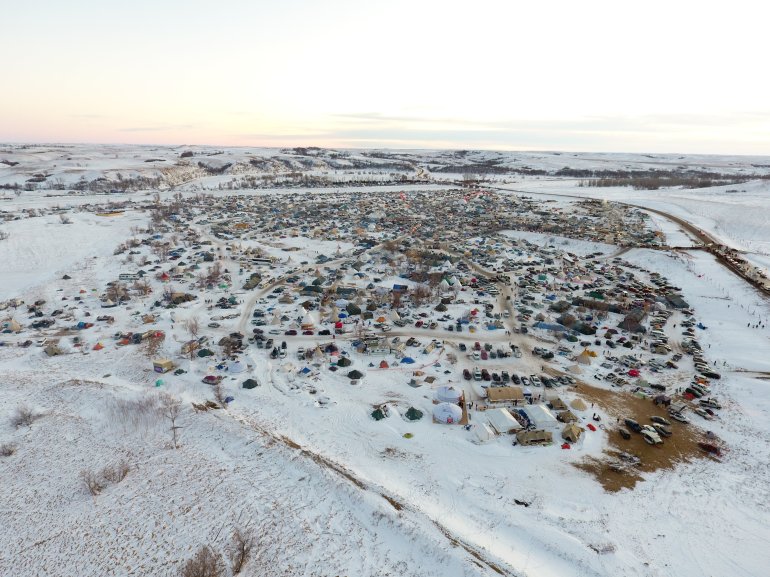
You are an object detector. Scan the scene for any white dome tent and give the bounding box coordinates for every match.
[433,402,462,424]
[435,385,462,404]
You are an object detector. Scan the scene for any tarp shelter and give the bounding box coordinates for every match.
[435,385,462,404]
[153,359,175,373]
[433,402,462,424]
[228,360,245,373]
[404,407,423,421]
[242,378,259,389]
[524,405,558,429]
[486,408,523,434]
[561,423,584,443]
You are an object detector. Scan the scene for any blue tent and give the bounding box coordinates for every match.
[401,357,415,364]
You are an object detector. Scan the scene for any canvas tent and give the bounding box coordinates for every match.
[575,349,594,365]
[524,405,558,429]
[486,408,522,434]
[486,386,525,405]
[472,423,495,444]
[561,423,584,443]
[433,402,462,424]
[570,398,588,411]
[516,429,553,446]
[435,385,462,404]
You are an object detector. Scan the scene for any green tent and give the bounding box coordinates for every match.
[242,378,259,389]
[197,348,214,357]
[371,408,386,421]
[405,407,423,421]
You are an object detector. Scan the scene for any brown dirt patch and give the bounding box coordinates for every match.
[551,373,717,492]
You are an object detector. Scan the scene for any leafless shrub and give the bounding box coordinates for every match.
[0,229,9,241]
[180,545,225,577]
[11,404,39,428]
[0,443,17,457]
[101,459,131,483]
[81,469,104,496]
[59,213,72,224]
[228,527,254,574]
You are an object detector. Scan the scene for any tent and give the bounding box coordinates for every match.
[242,378,259,389]
[557,410,578,423]
[575,349,594,365]
[228,360,245,374]
[550,397,568,411]
[401,357,415,364]
[472,423,495,444]
[486,408,522,434]
[371,407,387,421]
[435,385,462,404]
[561,423,584,443]
[433,402,462,424]
[570,398,588,411]
[404,407,423,421]
[516,429,553,446]
[347,369,364,380]
[336,356,352,367]
[379,360,389,369]
[486,386,524,404]
[524,405,558,429]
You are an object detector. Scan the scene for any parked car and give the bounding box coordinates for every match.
[624,418,642,433]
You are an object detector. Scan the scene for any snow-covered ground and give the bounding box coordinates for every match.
[2,148,770,577]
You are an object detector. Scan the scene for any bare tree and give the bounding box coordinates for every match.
[159,393,183,449]
[185,316,200,340]
[143,333,164,360]
[0,443,17,457]
[0,229,9,241]
[180,546,225,577]
[228,527,255,574]
[152,242,170,262]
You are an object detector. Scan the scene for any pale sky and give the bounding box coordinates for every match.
[2,0,769,154]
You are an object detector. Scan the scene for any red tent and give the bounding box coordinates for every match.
[379,360,389,369]
[628,369,640,377]
[334,321,343,329]
[587,423,597,431]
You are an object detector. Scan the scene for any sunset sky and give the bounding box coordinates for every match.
[2,0,769,154]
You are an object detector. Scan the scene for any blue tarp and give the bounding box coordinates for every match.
[534,321,568,333]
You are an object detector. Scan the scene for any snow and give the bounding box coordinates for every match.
[2,146,770,577]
